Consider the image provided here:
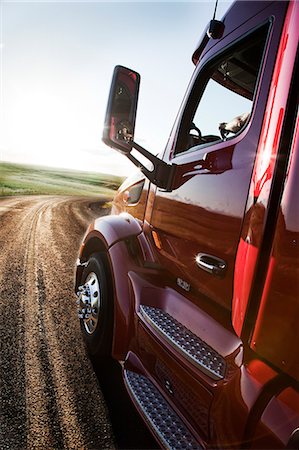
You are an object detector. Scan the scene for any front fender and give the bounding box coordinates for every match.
[76,213,144,360]
[80,212,142,257]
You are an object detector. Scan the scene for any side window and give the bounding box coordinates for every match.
[176,25,269,154]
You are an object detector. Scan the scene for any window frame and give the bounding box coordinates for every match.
[174,20,273,157]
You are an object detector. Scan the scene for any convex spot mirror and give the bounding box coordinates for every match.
[103,65,140,154]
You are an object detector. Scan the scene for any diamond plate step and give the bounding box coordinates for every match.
[140,305,226,380]
[124,370,202,450]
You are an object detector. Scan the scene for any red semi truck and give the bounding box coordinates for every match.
[75,1,299,448]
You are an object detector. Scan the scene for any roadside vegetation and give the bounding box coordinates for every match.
[0,162,124,197]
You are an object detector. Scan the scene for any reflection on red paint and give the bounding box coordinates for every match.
[252,388,299,447]
[253,108,284,200]
[251,255,276,348]
[232,238,258,336]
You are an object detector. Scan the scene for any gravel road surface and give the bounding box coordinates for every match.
[0,195,116,449]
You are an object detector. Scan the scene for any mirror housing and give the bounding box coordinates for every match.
[103,65,140,154]
[102,66,177,192]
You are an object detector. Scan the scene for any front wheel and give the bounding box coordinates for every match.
[77,253,113,357]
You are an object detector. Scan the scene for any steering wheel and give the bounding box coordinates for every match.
[190,122,202,139]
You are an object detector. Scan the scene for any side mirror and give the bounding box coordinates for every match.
[102,65,177,191]
[102,65,140,154]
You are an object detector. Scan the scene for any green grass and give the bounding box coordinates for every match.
[0,162,125,197]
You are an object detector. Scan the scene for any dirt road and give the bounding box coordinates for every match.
[0,195,115,449]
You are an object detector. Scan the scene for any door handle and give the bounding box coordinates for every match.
[196,253,227,277]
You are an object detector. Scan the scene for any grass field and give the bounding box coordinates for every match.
[0,162,125,197]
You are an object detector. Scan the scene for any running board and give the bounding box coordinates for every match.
[124,370,202,450]
[140,305,226,380]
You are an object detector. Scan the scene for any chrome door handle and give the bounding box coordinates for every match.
[196,253,227,277]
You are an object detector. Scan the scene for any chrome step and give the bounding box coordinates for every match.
[140,305,226,380]
[124,370,202,450]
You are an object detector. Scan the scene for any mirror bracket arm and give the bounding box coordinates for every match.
[129,141,177,192]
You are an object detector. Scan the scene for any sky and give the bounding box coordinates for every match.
[0,0,233,176]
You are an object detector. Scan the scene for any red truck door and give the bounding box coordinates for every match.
[147,2,288,315]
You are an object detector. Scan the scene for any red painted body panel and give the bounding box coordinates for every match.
[192,1,272,65]
[252,388,299,448]
[232,0,299,337]
[232,238,258,336]
[254,387,299,449]
[79,212,142,254]
[251,113,299,381]
[210,359,278,448]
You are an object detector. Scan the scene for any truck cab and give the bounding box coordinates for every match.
[75,1,299,448]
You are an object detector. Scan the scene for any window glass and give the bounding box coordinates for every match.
[176,25,269,154]
[192,79,251,139]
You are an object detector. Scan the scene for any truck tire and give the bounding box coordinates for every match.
[77,252,113,358]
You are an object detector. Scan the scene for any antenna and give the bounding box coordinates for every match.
[212,0,219,20]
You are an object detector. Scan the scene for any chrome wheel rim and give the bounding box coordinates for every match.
[78,272,101,335]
